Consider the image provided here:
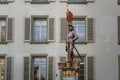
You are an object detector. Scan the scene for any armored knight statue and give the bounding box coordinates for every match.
[66,24,78,61]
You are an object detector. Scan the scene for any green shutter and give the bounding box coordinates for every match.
[25,18,31,41]
[87,56,95,80]
[48,57,54,80]
[48,18,54,41]
[60,18,67,42]
[118,16,120,44]
[60,57,66,80]
[6,57,13,80]
[87,18,94,42]
[24,57,29,80]
[7,18,13,42]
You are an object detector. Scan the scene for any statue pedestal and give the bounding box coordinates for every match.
[63,77,75,80]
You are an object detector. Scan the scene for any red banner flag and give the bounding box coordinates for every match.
[66,8,73,24]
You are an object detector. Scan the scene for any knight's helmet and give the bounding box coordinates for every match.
[68,24,74,31]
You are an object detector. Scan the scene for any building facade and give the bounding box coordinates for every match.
[0,0,120,80]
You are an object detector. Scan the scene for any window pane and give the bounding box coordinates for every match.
[41,26,47,42]
[73,20,86,42]
[33,19,47,42]
[0,19,6,42]
[0,57,5,80]
[33,26,41,42]
[33,57,47,80]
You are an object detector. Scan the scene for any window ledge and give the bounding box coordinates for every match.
[60,41,88,44]
[75,42,88,44]
[60,41,94,44]
[0,1,9,4]
[0,42,8,44]
[67,1,88,4]
[30,41,49,44]
[31,1,49,4]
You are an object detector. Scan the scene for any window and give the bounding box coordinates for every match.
[32,56,47,80]
[73,19,86,42]
[0,17,13,43]
[32,18,47,42]
[0,56,13,80]
[0,18,6,42]
[32,0,48,2]
[24,56,54,80]
[25,17,55,43]
[0,57,5,80]
[60,17,94,43]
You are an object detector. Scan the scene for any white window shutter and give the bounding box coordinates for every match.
[7,0,14,2]
[6,57,13,80]
[48,57,54,80]
[118,0,120,4]
[48,0,56,1]
[87,18,95,43]
[24,18,31,42]
[60,18,67,42]
[118,16,120,44]
[118,55,120,80]
[48,18,55,41]
[87,56,95,80]
[7,18,13,42]
[24,57,30,80]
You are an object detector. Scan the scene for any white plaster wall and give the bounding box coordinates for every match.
[0,0,120,80]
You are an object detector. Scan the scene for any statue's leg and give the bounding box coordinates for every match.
[68,51,74,61]
[68,44,74,61]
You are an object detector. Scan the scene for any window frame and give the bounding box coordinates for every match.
[30,17,49,44]
[73,17,87,43]
[0,17,7,44]
[30,54,48,80]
